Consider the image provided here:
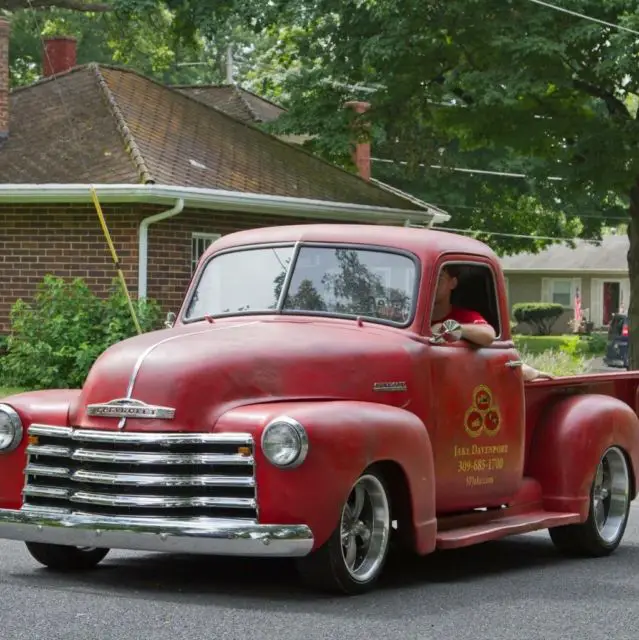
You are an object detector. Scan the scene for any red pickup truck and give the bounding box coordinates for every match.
[0,224,638,595]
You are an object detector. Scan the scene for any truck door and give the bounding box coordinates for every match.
[426,258,525,515]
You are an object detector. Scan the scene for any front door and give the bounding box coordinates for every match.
[429,341,525,514]
[426,259,525,515]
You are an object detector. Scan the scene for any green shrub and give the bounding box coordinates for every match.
[513,334,577,354]
[520,348,594,377]
[512,302,565,335]
[514,333,607,360]
[580,332,607,356]
[2,275,162,390]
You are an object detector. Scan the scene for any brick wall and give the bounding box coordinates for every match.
[0,202,348,332]
[146,208,346,314]
[0,203,140,332]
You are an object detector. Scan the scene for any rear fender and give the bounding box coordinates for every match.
[215,400,436,554]
[526,394,639,518]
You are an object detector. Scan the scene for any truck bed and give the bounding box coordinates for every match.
[525,368,639,407]
[524,369,639,456]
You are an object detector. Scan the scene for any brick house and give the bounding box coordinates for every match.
[0,21,448,332]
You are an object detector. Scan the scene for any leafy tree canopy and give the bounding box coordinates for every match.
[8,0,639,359]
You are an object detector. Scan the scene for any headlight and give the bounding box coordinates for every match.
[0,404,23,453]
[261,416,308,468]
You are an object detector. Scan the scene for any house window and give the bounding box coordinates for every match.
[192,233,220,273]
[551,280,572,306]
[541,278,581,309]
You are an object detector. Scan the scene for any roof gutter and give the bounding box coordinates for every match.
[0,183,450,226]
[138,198,185,298]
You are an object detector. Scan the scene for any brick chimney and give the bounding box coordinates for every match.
[0,17,9,142]
[344,100,371,181]
[43,36,77,77]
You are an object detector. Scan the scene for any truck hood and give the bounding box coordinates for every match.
[70,318,417,431]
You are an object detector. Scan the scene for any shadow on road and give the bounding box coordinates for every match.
[13,533,639,616]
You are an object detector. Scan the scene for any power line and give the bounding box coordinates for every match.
[442,226,602,242]
[371,157,563,181]
[424,201,629,221]
[371,159,631,220]
[525,0,639,36]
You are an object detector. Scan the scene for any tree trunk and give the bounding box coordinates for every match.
[627,179,639,369]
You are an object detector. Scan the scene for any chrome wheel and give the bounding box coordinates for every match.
[296,468,393,594]
[549,445,632,557]
[592,446,630,544]
[340,474,390,583]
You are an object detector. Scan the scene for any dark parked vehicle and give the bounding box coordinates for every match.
[604,313,629,369]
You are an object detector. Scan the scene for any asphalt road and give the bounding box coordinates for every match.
[2,506,639,640]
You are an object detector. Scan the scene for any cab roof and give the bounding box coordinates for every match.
[205,224,497,263]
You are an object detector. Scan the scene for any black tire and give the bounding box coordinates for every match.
[296,469,392,595]
[549,446,631,557]
[25,542,110,571]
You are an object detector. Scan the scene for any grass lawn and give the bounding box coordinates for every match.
[514,333,607,356]
[0,387,26,398]
[513,335,579,354]
[513,331,609,376]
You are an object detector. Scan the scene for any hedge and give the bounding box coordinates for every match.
[512,302,565,336]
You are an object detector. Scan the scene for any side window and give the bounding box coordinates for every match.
[433,261,501,337]
[192,232,221,274]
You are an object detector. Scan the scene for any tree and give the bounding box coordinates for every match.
[11,0,639,359]
[242,0,638,360]
[3,0,111,10]
[6,4,280,88]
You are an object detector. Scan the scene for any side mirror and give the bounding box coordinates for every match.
[429,319,462,345]
[164,311,176,329]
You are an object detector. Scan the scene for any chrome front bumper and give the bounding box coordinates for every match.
[0,508,314,557]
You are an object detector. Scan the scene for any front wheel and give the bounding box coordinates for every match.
[296,469,392,595]
[550,446,631,556]
[26,542,109,571]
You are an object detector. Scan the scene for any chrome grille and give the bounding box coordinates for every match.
[22,425,257,520]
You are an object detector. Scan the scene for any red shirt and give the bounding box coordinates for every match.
[434,305,488,325]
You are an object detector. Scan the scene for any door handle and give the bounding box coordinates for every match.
[505,360,523,368]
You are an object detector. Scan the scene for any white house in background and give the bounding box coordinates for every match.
[500,233,630,334]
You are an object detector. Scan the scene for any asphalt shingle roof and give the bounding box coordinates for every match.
[0,64,423,212]
[174,84,284,124]
[500,234,629,271]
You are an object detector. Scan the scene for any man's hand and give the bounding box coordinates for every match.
[431,322,495,347]
[430,320,463,343]
[522,363,554,381]
[430,322,444,335]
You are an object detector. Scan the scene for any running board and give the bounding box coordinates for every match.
[436,510,582,550]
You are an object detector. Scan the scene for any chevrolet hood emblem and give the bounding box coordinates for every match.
[86,398,176,420]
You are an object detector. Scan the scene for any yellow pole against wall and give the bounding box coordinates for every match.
[89,186,143,335]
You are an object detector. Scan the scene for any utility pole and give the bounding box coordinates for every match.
[226,43,234,84]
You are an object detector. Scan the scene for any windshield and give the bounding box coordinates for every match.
[184,244,418,325]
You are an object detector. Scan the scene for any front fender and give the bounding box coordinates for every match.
[526,394,639,518]
[0,389,81,509]
[215,400,436,554]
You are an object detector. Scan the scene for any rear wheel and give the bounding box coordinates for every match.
[25,542,109,571]
[550,446,631,556]
[296,469,391,595]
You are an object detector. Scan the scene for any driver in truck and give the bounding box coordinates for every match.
[431,264,552,382]
[430,264,497,347]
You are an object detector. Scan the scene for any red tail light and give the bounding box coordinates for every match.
[622,324,629,336]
